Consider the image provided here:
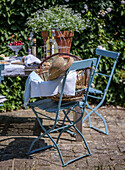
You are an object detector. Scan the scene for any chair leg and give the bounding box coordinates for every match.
[82,103,108,135]
[26,134,53,155]
[26,107,58,155]
[62,108,76,136]
[91,109,108,134]
[27,107,91,167]
[27,123,65,165]
[54,110,92,167]
[56,124,92,167]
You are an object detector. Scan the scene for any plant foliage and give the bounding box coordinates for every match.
[0,0,125,111]
[27,5,90,32]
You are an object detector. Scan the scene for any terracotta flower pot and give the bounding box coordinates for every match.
[55,31,74,54]
[41,31,74,57]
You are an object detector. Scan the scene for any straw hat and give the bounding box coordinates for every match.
[48,57,74,80]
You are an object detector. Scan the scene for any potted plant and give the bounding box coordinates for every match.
[27,5,89,53]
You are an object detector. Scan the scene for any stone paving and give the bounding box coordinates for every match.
[0,105,125,170]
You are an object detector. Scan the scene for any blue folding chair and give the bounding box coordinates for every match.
[0,64,5,106]
[26,55,97,167]
[82,48,120,135]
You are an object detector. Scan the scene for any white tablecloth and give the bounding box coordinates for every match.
[1,55,41,76]
[1,64,25,76]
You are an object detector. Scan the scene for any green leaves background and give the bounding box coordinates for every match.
[0,0,124,111]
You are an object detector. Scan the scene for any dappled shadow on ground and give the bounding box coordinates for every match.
[0,115,47,161]
[0,115,42,136]
[0,115,76,162]
[0,137,47,161]
[0,115,75,137]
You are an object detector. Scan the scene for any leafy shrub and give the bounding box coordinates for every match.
[0,0,124,111]
[0,76,26,111]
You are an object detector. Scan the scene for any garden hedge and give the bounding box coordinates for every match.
[0,0,125,111]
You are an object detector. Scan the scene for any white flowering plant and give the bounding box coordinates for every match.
[26,5,89,33]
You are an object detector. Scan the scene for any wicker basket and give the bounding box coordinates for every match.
[35,53,91,102]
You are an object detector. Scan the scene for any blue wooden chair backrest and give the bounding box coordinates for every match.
[91,48,120,92]
[58,58,97,110]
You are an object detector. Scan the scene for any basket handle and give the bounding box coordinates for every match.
[39,53,82,76]
[40,53,81,67]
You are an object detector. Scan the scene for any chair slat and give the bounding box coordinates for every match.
[88,87,103,94]
[95,72,110,77]
[69,58,97,71]
[96,48,120,59]
[87,94,102,100]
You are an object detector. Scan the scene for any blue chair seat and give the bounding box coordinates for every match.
[28,98,79,113]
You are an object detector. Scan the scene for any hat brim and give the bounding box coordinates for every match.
[48,57,74,80]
